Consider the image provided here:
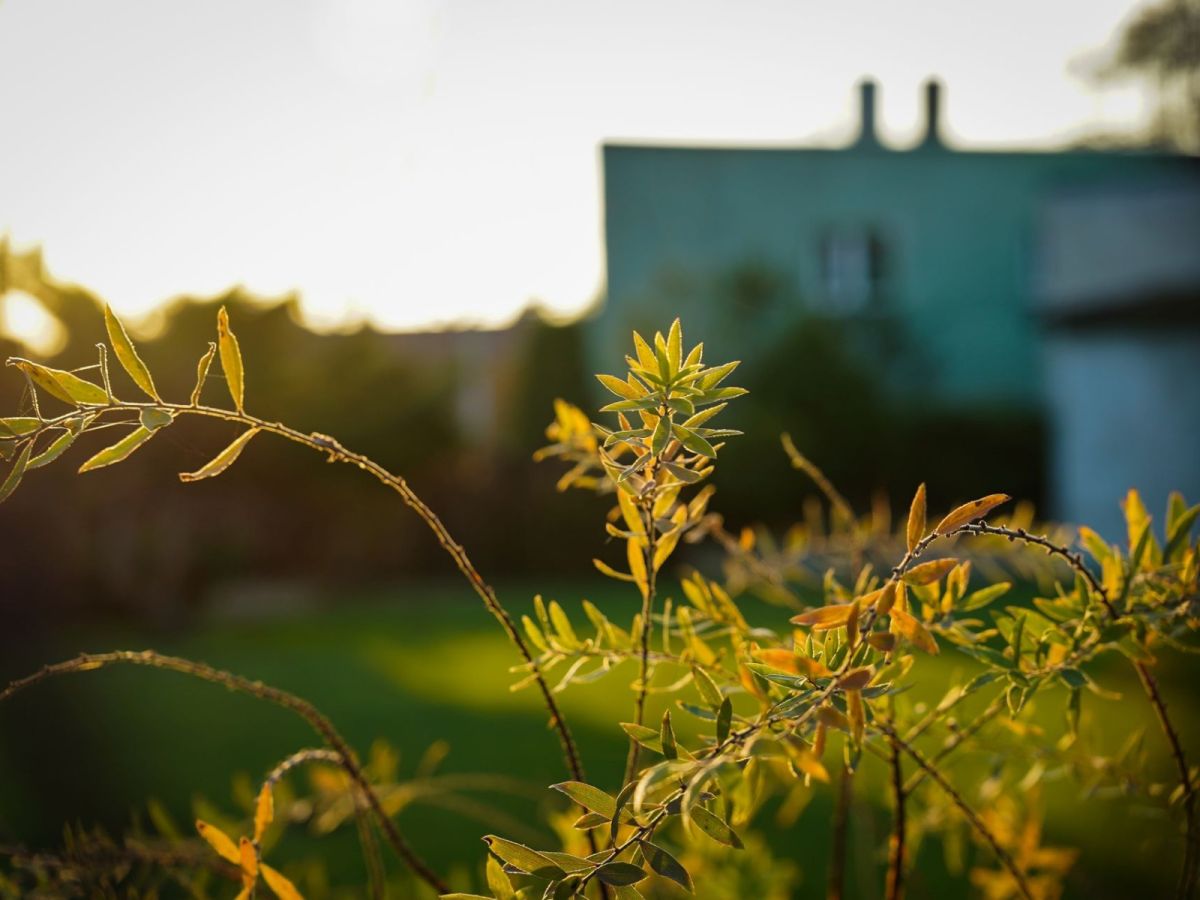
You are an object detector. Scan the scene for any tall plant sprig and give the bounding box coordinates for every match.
[589,319,746,782]
[0,305,600,875]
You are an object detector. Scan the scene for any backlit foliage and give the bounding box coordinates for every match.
[0,311,1198,899]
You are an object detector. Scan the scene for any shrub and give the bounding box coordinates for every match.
[0,311,1197,899]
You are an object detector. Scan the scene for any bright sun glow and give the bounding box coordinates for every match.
[0,290,68,357]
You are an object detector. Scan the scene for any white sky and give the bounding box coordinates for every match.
[0,0,1157,332]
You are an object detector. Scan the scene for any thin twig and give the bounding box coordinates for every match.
[624,502,659,785]
[881,724,1033,900]
[827,760,852,900]
[0,650,448,894]
[885,734,906,900]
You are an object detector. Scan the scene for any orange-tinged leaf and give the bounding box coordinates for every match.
[847,689,865,743]
[890,607,939,654]
[753,648,801,675]
[902,558,958,586]
[817,706,850,732]
[790,604,855,630]
[867,632,896,652]
[837,667,874,691]
[906,483,926,553]
[788,747,830,783]
[934,493,1011,534]
[874,583,898,616]
[846,598,861,648]
[627,537,649,598]
[262,863,304,900]
[793,655,832,678]
[196,819,241,865]
[239,836,259,882]
[254,784,274,843]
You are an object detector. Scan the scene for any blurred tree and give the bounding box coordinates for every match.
[1108,0,1200,151]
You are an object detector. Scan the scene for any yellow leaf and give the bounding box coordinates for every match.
[787,746,830,783]
[817,705,851,732]
[846,598,861,648]
[104,305,159,400]
[934,493,1011,534]
[890,607,939,654]
[13,361,108,406]
[78,426,157,473]
[902,558,958,586]
[790,604,854,631]
[180,428,260,482]
[867,632,896,652]
[217,306,245,413]
[196,819,240,865]
[262,863,305,900]
[906,483,926,553]
[873,583,898,616]
[627,538,649,598]
[847,689,865,743]
[254,783,274,843]
[191,342,218,406]
[596,373,640,399]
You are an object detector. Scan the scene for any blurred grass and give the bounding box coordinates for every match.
[1,577,1196,897]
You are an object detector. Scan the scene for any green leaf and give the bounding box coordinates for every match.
[621,722,663,754]
[716,696,732,744]
[27,429,78,470]
[139,408,174,431]
[0,417,41,438]
[12,361,108,406]
[697,361,740,389]
[692,666,723,709]
[78,426,157,472]
[104,305,159,400]
[551,782,616,820]
[481,836,566,880]
[596,862,647,887]
[0,441,34,503]
[179,428,259,482]
[191,342,217,406]
[1166,504,1200,562]
[660,710,678,759]
[1058,668,1088,689]
[688,805,743,848]
[641,841,693,893]
[671,425,716,458]
[650,415,671,456]
[216,307,245,413]
[960,582,1011,612]
[486,856,517,900]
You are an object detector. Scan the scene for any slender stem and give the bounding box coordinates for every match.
[0,650,449,895]
[827,760,852,900]
[903,695,1006,795]
[20,400,592,808]
[881,725,1033,900]
[624,502,659,785]
[885,735,906,900]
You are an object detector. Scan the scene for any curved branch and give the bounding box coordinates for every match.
[0,650,448,894]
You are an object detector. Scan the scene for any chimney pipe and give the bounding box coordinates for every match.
[921,79,943,149]
[855,79,879,149]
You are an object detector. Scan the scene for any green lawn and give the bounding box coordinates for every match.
[1,577,1196,897]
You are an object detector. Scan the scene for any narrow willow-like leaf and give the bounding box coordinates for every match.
[666,318,682,371]
[0,417,41,437]
[217,307,245,413]
[641,841,693,892]
[195,820,240,865]
[486,854,517,900]
[716,696,732,743]
[104,305,159,400]
[597,373,641,400]
[12,361,108,406]
[906,482,926,553]
[551,782,617,819]
[671,424,716,458]
[902,558,958,585]
[260,864,302,900]
[78,427,157,473]
[688,805,743,848]
[934,493,1011,534]
[180,428,260,483]
[253,784,274,843]
[0,441,34,503]
[660,710,678,759]
[596,862,647,887]
[190,341,217,406]
[27,430,77,470]
[481,836,566,880]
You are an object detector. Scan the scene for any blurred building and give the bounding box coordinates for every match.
[596,80,1200,536]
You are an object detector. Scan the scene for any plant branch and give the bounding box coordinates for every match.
[880,724,1033,900]
[827,759,852,900]
[624,502,659,785]
[0,650,448,894]
[885,733,906,900]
